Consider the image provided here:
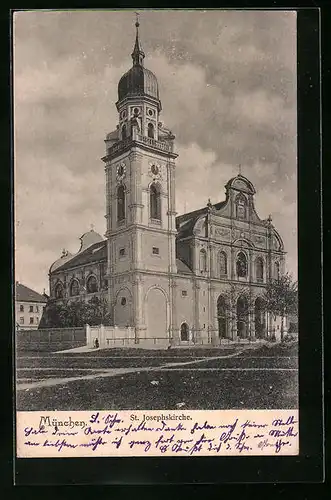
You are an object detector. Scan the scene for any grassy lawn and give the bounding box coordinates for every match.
[16,368,298,411]
[188,356,298,369]
[15,342,298,411]
[16,357,175,369]
[239,343,298,357]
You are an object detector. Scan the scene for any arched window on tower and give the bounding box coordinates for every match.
[235,193,247,219]
[236,252,248,278]
[150,183,161,220]
[255,257,264,282]
[199,249,207,273]
[218,251,227,276]
[117,185,126,222]
[147,123,155,139]
[121,124,127,140]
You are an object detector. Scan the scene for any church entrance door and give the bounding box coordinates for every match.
[180,322,189,342]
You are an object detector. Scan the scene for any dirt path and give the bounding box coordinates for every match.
[16,350,246,391]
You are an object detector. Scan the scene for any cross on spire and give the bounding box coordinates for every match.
[238,164,242,176]
[90,223,95,231]
[132,12,145,66]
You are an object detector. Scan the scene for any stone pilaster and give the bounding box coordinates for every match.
[231,247,235,281]
[208,283,218,345]
[132,274,143,343]
[170,280,178,345]
[129,151,144,225]
[193,280,201,344]
[167,161,177,274]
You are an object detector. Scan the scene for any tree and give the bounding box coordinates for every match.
[85,296,113,326]
[263,272,298,340]
[38,301,64,328]
[38,297,113,328]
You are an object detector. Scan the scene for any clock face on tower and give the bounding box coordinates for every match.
[151,164,159,175]
[149,162,162,179]
[116,163,126,181]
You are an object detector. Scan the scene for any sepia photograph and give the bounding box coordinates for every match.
[14,9,298,418]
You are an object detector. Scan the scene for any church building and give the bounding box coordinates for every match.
[49,20,287,345]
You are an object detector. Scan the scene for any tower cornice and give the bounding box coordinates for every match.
[115,94,162,113]
[102,136,178,163]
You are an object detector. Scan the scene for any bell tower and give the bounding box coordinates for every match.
[102,17,178,335]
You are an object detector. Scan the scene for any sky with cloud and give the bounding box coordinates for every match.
[14,9,297,293]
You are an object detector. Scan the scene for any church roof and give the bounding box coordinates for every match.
[16,283,47,303]
[176,259,193,275]
[50,230,106,273]
[52,240,107,272]
[176,201,226,239]
[118,66,159,102]
[78,229,104,252]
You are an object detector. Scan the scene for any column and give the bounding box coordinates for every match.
[105,165,111,233]
[167,161,177,274]
[169,280,178,345]
[208,283,218,346]
[231,296,237,340]
[248,290,255,338]
[248,305,255,338]
[231,247,235,281]
[129,151,144,225]
[193,280,201,344]
[248,248,253,283]
[132,275,143,343]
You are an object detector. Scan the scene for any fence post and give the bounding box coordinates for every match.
[86,324,91,348]
[100,324,105,348]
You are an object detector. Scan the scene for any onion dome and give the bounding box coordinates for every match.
[117,18,160,104]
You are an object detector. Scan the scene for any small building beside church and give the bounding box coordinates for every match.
[48,20,287,346]
[15,282,48,330]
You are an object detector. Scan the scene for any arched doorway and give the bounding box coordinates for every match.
[217,295,227,338]
[180,322,189,342]
[255,297,266,338]
[237,295,249,338]
[146,288,168,339]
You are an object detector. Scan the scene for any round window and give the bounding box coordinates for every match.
[133,107,140,116]
[121,297,127,306]
[148,109,154,116]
